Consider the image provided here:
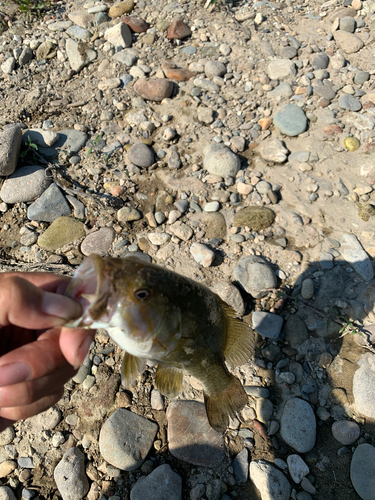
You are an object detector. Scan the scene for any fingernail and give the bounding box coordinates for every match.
[0,363,31,387]
[41,292,82,322]
[74,335,93,370]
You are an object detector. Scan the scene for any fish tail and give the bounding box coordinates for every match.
[204,374,248,433]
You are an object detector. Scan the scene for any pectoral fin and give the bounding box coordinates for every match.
[121,352,144,388]
[155,365,183,398]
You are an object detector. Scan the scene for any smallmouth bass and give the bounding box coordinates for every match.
[65,254,255,432]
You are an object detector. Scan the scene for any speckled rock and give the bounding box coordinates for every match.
[350,444,375,500]
[280,398,316,453]
[37,217,85,251]
[81,228,115,256]
[250,460,291,500]
[54,448,89,500]
[130,464,182,500]
[0,126,22,176]
[0,165,51,203]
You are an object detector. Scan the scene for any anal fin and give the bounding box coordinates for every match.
[155,365,183,398]
[204,374,248,433]
[121,352,144,388]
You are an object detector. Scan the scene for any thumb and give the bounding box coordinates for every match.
[0,275,82,329]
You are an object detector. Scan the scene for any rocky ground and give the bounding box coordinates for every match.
[0,0,375,499]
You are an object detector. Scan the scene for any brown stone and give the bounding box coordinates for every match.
[258,118,272,130]
[364,143,375,153]
[109,185,126,196]
[122,16,149,33]
[108,0,134,18]
[323,124,343,136]
[161,61,196,81]
[318,98,330,108]
[362,101,374,110]
[167,20,192,40]
[133,78,174,101]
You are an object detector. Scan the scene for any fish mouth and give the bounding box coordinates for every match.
[65,254,113,328]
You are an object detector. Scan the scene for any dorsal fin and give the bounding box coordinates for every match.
[219,298,256,366]
[121,352,144,388]
[155,365,184,398]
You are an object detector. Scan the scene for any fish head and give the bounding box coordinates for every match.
[65,255,182,359]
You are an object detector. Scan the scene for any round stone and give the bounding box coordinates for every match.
[280,398,316,453]
[312,52,330,69]
[250,460,291,500]
[81,228,115,256]
[233,206,275,231]
[133,79,173,101]
[128,143,154,167]
[339,94,362,112]
[233,256,277,299]
[351,444,375,500]
[344,136,360,151]
[205,60,226,78]
[332,420,360,445]
[354,71,370,85]
[203,143,241,177]
[273,104,307,137]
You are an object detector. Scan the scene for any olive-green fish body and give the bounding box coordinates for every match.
[66,254,255,432]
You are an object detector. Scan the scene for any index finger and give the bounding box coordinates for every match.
[1,272,72,295]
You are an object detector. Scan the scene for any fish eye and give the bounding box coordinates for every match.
[134,289,150,300]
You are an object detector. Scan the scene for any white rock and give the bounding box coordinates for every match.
[105,22,132,48]
[287,454,309,484]
[250,460,291,500]
[190,242,215,267]
[338,233,374,281]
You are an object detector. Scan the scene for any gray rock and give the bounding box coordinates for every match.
[210,282,245,316]
[256,397,274,423]
[301,278,314,299]
[312,52,330,69]
[283,315,309,346]
[0,427,15,446]
[313,81,336,100]
[351,444,375,500]
[81,227,115,256]
[169,221,193,241]
[338,93,361,111]
[193,78,220,92]
[49,129,88,155]
[257,140,289,163]
[0,165,51,203]
[250,460,291,500]
[354,71,370,85]
[128,143,154,167]
[99,409,158,470]
[232,448,248,483]
[245,386,270,398]
[190,242,215,267]
[252,311,283,339]
[23,129,59,147]
[279,46,297,59]
[339,16,356,32]
[113,49,138,66]
[205,60,226,78]
[18,457,33,468]
[27,184,71,222]
[66,38,97,72]
[233,256,277,298]
[204,143,241,177]
[66,196,86,219]
[267,82,293,98]
[198,106,215,124]
[130,464,182,500]
[353,353,375,418]
[66,25,91,41]
[334,31,363,53]
[1,57,15,74]
[287,454,309,484]
[332,420,360,445]
[19,47,33,66]
[117,207,142,222]
[0,486,16,500]
[267,59,296,80]
[0,126,22,176]
[320,252,334,269]
[168,151,181,169]
[280,398,316,453]
[289,151,310,163]
[273,104,307,137]
[54,448,89,500]
[338,233,374,281]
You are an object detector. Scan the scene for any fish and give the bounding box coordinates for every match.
[65,254,255,432]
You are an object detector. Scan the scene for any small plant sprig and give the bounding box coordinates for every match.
[86,132,104,159]
[20,135,38,161]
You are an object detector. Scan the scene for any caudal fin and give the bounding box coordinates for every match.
[204,375,248,433]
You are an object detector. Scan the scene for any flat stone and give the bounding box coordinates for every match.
[252,312,283,339]
[193,78,220,93]
[283,315,309,346]
[233,256,277,299]
[250,460,291,500]
[0,165,51,203]
[113,48,138,66]
[133,79,173,101]
[313,81,336,100]
[52,129,88,154]
[27,183,71,222]
[257,140,289,163]
[23,129,59,147]
[122,16,149,33]
[338,93,362,111]
[0,486,16,500]
[54,448,89,500]
[117,207,142,222]
[190,242,215,267]
[353,353,375,418]
[232,448,248,483]
[37,217,85,251]
[350,443,375,500]
[66,25,91,41]
[205,60,226,78]
[198,106,215,124]
[287,455,309,484]
[167,20,191,40]
[273,104,307,137]
[99,409,158,471]
[334,31,364,53]
[166,401,225,467]
[66,196,85,219]
[0,126,22,176]
[354,71,369,85]
[68,11,95,29]
[312,52,330,69]
[130,464,182,500]
[338,233,374,281]
[19,47,33,66]
[81,228,115,256]
[332,420,360,445]
[280,398,316,453]
[279,46,297,59]
[105,22,132,48]
[267,82,293,98]
[342,112,374,131]
[234,206,275,231]
[267,59,296,80]
[128,142,154,167]
[108,1,135,18]
[66,39,97,72]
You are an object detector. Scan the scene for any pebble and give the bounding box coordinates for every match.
[150,389,164,410]
[312,52,330,69]
[99,409,158,470]
[133,79,174,101]
[301,278,314,299]
[280,398,316,453]
[123,16,149,33]
[233,206,275,231]
[257,140,289,163]
[166,401,225,467]
[0,126,22,176]
[23,129,59,148]
[105,23,132,48]
[350,443,375,500]
[331,420,360,445]
[54,448,89,500]
[338,233,374,281]
[353,353,375,418]
[267,59,296,80]
[37,217,85,251]
[130,464,182,500]
[17,458,33,469]
[232,448,248,483]
[0,165,51,204]
[0,461,17,478]
[273,104,308,137]
[108,1,134,18]
[252,312,283,339]
[27,184,71,222]
[233,256,277,298]
[287,455,309,484]
[117,207,142,222]
[0,487,16,500]
[81,228,115,256]
[190,242,215,267]
[0,428,15,447]
[250,460,291,500]
[66,39,97,72]
[338,94,362,111]
[128,143,154,167]
[203,144,241,177]
[169,221,193,241]
[167,20,192,40]
[148,233,170,246]
[204,202,220,212]
[54,129,88,154]
[256,397,274,423]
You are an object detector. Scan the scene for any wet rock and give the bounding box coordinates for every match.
[353,353,375,418]
[203,143,241,177]
[273,104,307,137]
[99,409,158,471]
[350,444,375,500]
[130,464,182,500]
[166,401,225,467]
[234,256,277,299]
[66,39,97,72]
[105,22,132,48]
[37,217,85,251]
[27,184,71,222]
[332,420,360,445]
[250,460,291,500]
[280,398,316,453]
[0,165,51,203]
[54,448,89,500]
[133,79,174,101]
[233,206,275,231]
[128,143,154,167]
[0,126,22,176]
[109,1,134,18]
[167,20,191,40]
[81,228,115,256]
[338,233,374,281]
[257,140,289,163]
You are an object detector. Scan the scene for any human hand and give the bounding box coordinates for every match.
[0,272,94,431]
